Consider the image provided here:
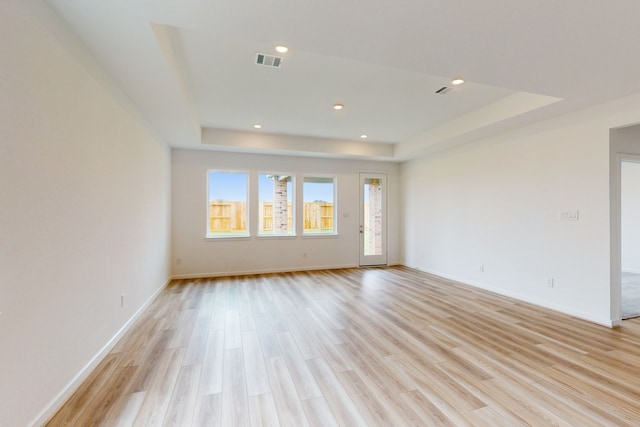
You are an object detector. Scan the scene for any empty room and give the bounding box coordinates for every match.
[3,0,640,426]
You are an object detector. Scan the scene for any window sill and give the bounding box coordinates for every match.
[302,233,339,239]
[204,235,251,241]
[256,234,297,240]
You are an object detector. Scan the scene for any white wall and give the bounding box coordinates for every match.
[172,149,400,277]
[622,161,640,273]
[0,2,171,426]
[402,92,640,327]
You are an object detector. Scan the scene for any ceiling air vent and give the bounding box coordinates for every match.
[435,86,455,95]
[255,53,282,68]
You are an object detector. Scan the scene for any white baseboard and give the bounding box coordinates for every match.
[29,278,170,427]
[29,262,616,425]
[622,268,640,274]
[172,263,358,280]
[405,264,615,328]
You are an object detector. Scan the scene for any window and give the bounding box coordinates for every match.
[363,177,383,256]
[303,176,336,235]
[207,171,248,237]
[258,173,294,236]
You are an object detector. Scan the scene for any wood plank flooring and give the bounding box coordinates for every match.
[46,266,640,426]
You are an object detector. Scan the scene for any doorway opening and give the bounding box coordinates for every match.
[621,160,640,319]
[610,125,640,324]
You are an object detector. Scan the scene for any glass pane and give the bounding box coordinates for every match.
[207,171,248,237]
[364,178,382,255]
[258,174,294,235]
[303,177,335,234]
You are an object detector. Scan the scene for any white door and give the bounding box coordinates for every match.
[359,173,387,266]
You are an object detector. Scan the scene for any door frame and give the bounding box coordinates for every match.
[610,124,640,325]
[613,153,640,321]
[358,172,388,266]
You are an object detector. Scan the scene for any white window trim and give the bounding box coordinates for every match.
[302,175,338,236]
[206,169,250,239]
[257,172,296,237]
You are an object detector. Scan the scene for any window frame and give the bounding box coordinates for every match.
[257,172,296,237]
[302,175,338,236]
[205,169,250,239]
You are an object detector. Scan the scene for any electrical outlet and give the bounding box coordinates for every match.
[303,252,307,258]
[176,258,182,266]
[546,277,554,288]
[121,293,126,308]
[480,265,485,272]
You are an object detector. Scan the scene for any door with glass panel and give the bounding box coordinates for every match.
[359,173,387,266]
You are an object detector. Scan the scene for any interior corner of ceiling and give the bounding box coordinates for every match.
[508,90,564,112]
[151,21,201,139]
[393,90,564,160]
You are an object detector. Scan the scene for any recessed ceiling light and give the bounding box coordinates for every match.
[333,103,344,110]
[360,134,368,139]
[253,124,262,129]
[275,45,288,54]
[451,78,465,85]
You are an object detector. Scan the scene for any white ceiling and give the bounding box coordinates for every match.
[47,0,640,161]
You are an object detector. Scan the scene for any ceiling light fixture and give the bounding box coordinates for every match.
[253,124,262,129]
[360,134,368,139]
[451,78,465,85]
[275,45,288,54]
[333,103,344,110]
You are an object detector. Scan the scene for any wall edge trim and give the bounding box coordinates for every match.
[29,277,171,427]
[404,265,615,328]
[172,264,360,280]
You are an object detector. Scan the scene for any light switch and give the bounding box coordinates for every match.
[559,210,579,221]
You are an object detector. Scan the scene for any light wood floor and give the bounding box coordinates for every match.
[47,266,640,426]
